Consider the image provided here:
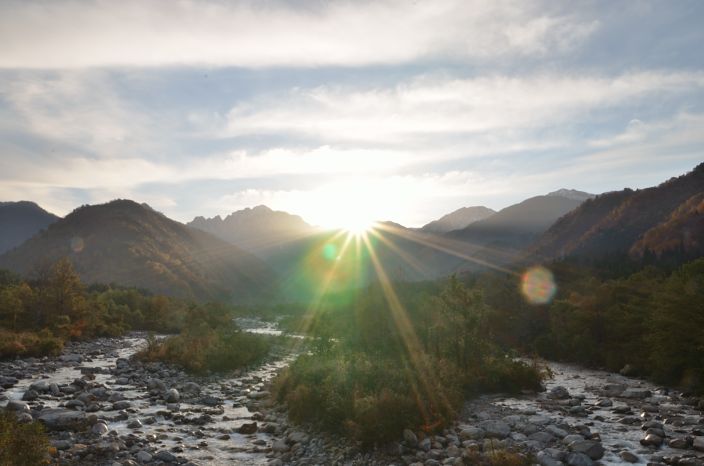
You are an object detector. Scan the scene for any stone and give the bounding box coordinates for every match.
[22,389,38,401]
[248,391,270,400]
[91,422,109,435]
[668,438,688,449]
[38,408,88,431]
[537,450,563,466]
[404,428,418,447]
[238,422,257,434]
[153,450,177,462]
[6,400,30,413]
[272,439,288,452]
[459,427,484,440]
[693,436,704,452]
[165,388,180,403]
[567,452,593,466]
[622,388,652,399]
[287,431,309,444]
[111,400,131,410]
[29,380,50,392]
[620,451,639,463]
[640,434,663,447]
[478,420,511,439]
[529,431,555,444]
[135,450,152,463]
[569,440,605,460]
[546,425,569,438]
[563,434,585,445]
[181,382,200,394]
[596,399,613,407]
[147,379,166,392]
[549,386,571,399]
[127,419,142,429]
[49,383,61,396]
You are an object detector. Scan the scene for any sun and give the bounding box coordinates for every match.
[340,217,375,236]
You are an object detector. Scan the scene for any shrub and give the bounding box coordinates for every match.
[0,411,50,466]
[0,329,63,359]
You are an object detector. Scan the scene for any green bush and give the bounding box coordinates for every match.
[0,329,63,359]
[0,411,50,466]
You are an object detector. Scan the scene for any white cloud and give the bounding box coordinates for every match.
[225,71,704,146]
[0,0,597,68]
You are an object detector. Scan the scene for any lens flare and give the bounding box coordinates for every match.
[520,266,556,305]
[70,236,84,253]
[322,243,337,261]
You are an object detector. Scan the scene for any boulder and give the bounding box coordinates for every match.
[459,427,485,440]
[29,381,50,393]
[693,436,704,452]
[153,450,178,463]
[22,389,38,401]
[622,388,652,399]
[403,428,418,447]
[37,408,88,431]
[237,422,257,434]
[6,400,30,413]
[619,451,639,463]
[165,388,180,403]
[548,386,571,400]
[478,420,511,439]
[566,452,593,466]
[640,433,663,447]
[569,440,605,460]
[135,450,152,463]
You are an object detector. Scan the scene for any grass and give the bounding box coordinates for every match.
[0,329,64,360]
[0,411,50,466]
[137,329,275,374]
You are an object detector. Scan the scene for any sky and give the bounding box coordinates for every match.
[1,0,703,228]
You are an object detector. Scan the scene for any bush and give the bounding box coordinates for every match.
[0,329,63,359]
[274,350,464,445]
[0,411,50,466]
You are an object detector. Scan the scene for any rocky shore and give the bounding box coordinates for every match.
[2,333,704,466]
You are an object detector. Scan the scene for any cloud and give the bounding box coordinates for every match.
[224,71,704,147]
[0,0,597,68]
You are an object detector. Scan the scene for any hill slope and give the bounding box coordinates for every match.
[0,201,59,254]
[0,200,275,302]
[421,206,495,233]
[188,205,315,253]
[532,163,704,261]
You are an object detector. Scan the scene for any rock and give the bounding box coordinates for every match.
[65,399,85,410]
[459,427,484,440]
[622,388,652,399]
[620,451,639,463]
[16,413,32,423]
[567,452,593,466]
[478,420,511,439]
[29,380,50,392]
[0,376,18,388]
[563,434,585,445]
[596,399,613,407]
[569,440,605,460]
[238,422,257,434]
[537,450,563,466]
[601,383,626,397]
[549,386,571,400]
[135,451,152,463]
[22,389,38,401]
[546,425,569,438]
[404,428,418,447]
[640,434,664,447]
[51,440,73,451]
[147,379,166,392]
[49,383,61,396]
[38,408,88,431]
[693,436,704,452]
[153,450,178,462]
[6,400,30,413]
[419,437,431,451]
[165,388,180,403]
[181,382,200,394]
[127,419,142,429]
[287,431,309,444]
[530,431,555,444]
[111,400,131,410]
[272,439,288,452]
[91,422,109,435]
[60,354,82,363]
[668,438,688,449]
[248,391,270,400]
[620,364,637,376]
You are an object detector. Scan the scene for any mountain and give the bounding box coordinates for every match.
[188,205,315,253]
[546,189,595,202]
[421,206,495,233]
[448,194,588,251]
[0,200,275,302]
[0,201,60,254]
[532,163,704,261]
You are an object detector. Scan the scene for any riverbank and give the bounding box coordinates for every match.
[1,332,704,466]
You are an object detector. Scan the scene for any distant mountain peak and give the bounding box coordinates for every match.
[0,201,60,254]
[546,189,595,202]
[421,206,496,234]
[188,205,314,252]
